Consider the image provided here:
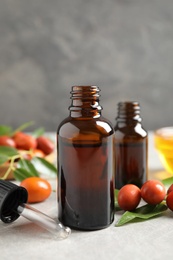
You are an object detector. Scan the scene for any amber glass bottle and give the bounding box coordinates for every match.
[57,86,114,230]
[114,101,148,189]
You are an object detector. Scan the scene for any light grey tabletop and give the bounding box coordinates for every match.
[0,132,172,260]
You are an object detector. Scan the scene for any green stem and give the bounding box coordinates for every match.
[0,150,34,180]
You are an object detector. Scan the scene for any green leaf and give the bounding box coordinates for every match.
[17,159,39,177]
[31,127,45,138]
[0,125,12,136]
[115,203,168,227]
[13,168,38,181]
[0,155,9,165]
[31,157,57,177]
[0,154,8,165]
[162,177,173,190]
[0,146,19,157]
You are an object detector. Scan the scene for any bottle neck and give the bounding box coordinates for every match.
[116,101,142,126]
[69,86,102,118]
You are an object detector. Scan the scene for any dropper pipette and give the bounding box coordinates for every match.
[0,180,71,240]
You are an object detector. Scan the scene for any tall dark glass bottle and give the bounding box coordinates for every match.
[57,86,114,230]
[114,101,148,189]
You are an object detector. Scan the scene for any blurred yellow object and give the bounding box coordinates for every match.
[154,127,173,174]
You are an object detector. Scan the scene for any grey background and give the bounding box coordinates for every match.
[0,0,173,131]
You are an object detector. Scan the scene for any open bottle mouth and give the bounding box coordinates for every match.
[70,86,100,100]
[71,85,99,94]
[69,86,102,116]
[116,101,142,122]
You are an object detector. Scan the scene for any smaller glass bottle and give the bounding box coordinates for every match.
[114,101,148,189]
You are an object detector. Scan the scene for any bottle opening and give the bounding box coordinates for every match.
[70,86,100,98]
[69,86,102,117]
[117,101,142,122]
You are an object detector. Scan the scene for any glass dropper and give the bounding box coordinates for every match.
[0,180,71,240]
[17,203,71,239]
